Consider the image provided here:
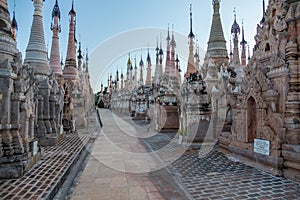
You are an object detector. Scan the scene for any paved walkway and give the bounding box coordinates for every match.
[0,113,99,200]
[71,109,188,200]
[144,133,300,200]
[0,133,93,200]
[72,109,300,200]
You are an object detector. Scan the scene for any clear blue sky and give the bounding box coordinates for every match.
[8,0,266,91]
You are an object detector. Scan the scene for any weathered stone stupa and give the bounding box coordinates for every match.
[25,0,60,146]
[0,0,41,178]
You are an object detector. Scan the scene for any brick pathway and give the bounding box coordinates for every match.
[0,114,99,200]
[142,133,300,200]
[71,109,188,200]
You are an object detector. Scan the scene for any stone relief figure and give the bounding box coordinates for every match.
[20,90,34,151]
[262,106,283,151]
[11,52,23,74]
[14,62,35,153]
[277,31,287,60]
[63,81,75,132]
[231,111,244,140]
[274,15,287,32]
[255,25,263,46]
[57,85,65,119]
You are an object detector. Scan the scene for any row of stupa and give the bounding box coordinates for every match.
[0,0,94,179]
[103,0,300,183]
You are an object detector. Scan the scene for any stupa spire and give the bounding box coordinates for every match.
[49,0,62,75]
[139,54,144,86]
[134,57,138,87]
[25,0,50,75]
[260,0,265,26]
[11,0,18,41]
[188,4,195,38]
[120,72,124,89]
[154,36,163,84]
[114,68,118,90]
[240,20,248,66]
[165,25,171,75]
[65,0,76,67]
[231,8,241,65]
[77,40,83,71]
[85,48,89,73]
[185,4,196,78]
[64,0,78,78]
[145,48,152,86]
[159,34,163,64]
[247,44,251,61]
[207,0,227,55]
[170,24,176,76]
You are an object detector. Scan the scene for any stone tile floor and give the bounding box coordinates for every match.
[71,109,188,200]
[2,109,298,200]
[0,133,93,200]
[142,132,300,200]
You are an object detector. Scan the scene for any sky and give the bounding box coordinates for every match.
[7,0,266,92]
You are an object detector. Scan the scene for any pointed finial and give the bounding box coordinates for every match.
[11,0,18,40]
[212,0,221,14]
[140,51,144,66]
[175,54,179,63]
[12,0,17,27]
[231,8,240,35]
[156,36,159,52]
[127,52,132,66]
[240,20,247,46]
[158,33,163,56]
[46,42,50,60]
[166,24,170,41]
[160,33,162,48]
[86,48,89,60]
[171,24,174,40]
[147,43,151,62]
[61,54,64,66]
[52,0,61,19]
[260,0,265,25]
[188,4,195,38]
[12,0,16,19]
[248,44,251,60]
[171,24,176,46]
[69,0,76,15]
[212,0,221,4]
[234,7,236,21]
[116,66,119,78]
[78,39,82,60]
